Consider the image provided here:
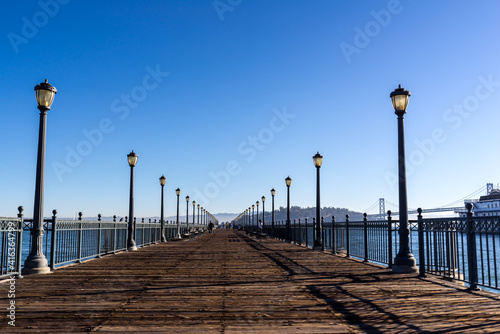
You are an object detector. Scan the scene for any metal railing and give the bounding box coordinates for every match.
[11,208,207,275]
[0,214,23,278]
[48,219,129,268]
[135,218,162,248]
[23,213,128,269]
[417,208,500,291]
[264,207,500,291]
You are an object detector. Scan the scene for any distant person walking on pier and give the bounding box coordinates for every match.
[258,219,263,232]
[208,221,214,233]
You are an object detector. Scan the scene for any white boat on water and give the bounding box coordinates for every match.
[460,189,500,217]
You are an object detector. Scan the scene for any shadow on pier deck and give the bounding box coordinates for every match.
[2,229,500,333]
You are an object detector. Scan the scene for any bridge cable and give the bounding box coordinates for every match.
[362,200,379,214]
[436,185,486,208]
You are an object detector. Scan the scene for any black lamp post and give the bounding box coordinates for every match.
[197,204,200,225]
[252,204,255,229]
[186,196,190,231]
[391,84,418,273]
[271,188,276,237]
[126,151,138,251]
[313,152,324,250]
[23,79,57,275]
[192,201,196,227]
[285,176,292,242]
[261,196,266,230]
[175,188,181,239]
[159,175,166,242]
[256,201,259,229]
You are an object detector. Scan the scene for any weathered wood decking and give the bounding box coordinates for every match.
[2,229,500,333]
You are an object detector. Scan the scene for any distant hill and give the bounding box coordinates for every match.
[252,206,364,224]
[228,206,364,225]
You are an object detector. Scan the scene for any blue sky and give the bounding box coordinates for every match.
[1,0,500,220]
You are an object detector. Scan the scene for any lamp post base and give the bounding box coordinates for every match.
[22,256,51,275]
[312,243,324,251]
[392,255,419,273]
[21,266,51,275]
[127,241,137,251]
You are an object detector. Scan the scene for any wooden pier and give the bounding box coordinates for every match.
[2,229,500,333]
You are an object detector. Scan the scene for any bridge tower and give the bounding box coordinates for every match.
[487,183,493,195]
[379,198,385,220]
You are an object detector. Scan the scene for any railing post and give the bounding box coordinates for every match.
[466,203,480,290]
[167,221,170,240]
[157,219,160,243]
[139,218,143,246]
[50,210,57,270]
[154,219,157,243]
[332,216,336,254]
[153,219,157,243]
[77,212,82,263]
[363,213,368,262]
[16,206,24,277]
[447,218,458,278]
[293,219,296,243]
[312,217,316,247]
[321,217,325,251]
[298,219,301,245]
[346,215,350,258]
[417,208,427,277]
[388,210,393,269]
[134,217,137,241]
[148,218,151,243]
[303,218,307,247]
[113,215,117,254]
[97,214,102,258]
[146,218,150,244]
[149,218,152,244]
[125,216,127,252]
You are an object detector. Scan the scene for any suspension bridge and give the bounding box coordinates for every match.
[365,183,494,219]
